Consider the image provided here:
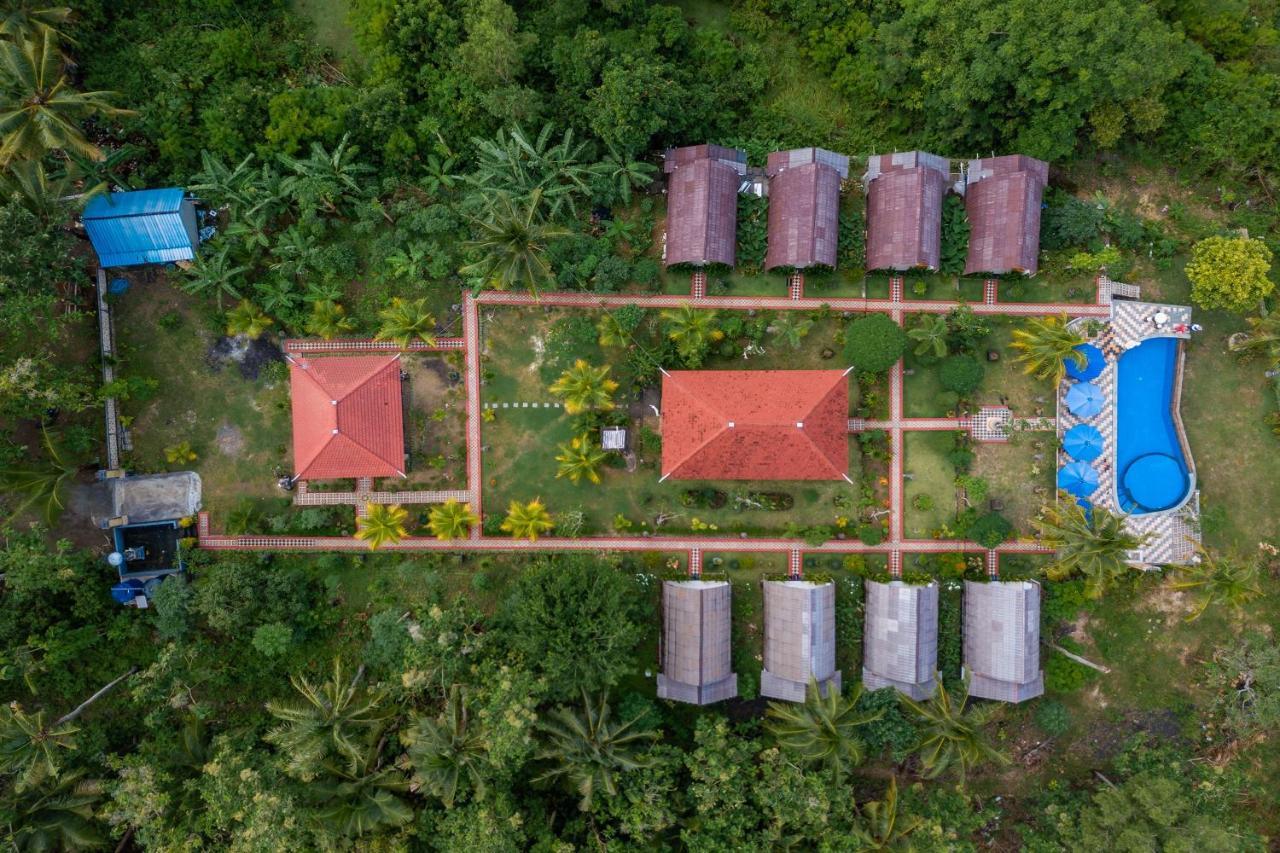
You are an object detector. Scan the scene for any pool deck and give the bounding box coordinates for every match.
[1062,299,1201,567]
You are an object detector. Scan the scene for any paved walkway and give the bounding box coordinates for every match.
[197,281,1116,573]
[294,480,470,507]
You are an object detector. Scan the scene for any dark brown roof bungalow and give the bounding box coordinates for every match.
[663,145,748,268]
[964,155,1050,276]
[863,151,950,272]
[764,148,849,271]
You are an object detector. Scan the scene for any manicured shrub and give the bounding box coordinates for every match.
[856,523,884,545]
[844,314,906,373]
[968,512,1013,548]
[939,354,984,395]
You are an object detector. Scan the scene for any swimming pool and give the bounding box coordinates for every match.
[1114,337,1193,514]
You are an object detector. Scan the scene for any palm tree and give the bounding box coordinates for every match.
[0,3,73,42]
[849,777,923,852]
[306,300,356,340]
[269,224,327,283]
[534,691,657,812]
[1035,499,1147,598]
[189,151,263,214]
[661,303,724,366]
[309,757,413,840]
[277,133,372,217]
[460,189,568,295]
[252,276,302,318]
[0,158,70,220]
[598,144,657,206]
[899,678,1008,783]
[1228,310,1280,372]
[180,244,247,310]
[596,312,630,348]
[0,29,133,164]
[907,314,949,358]
[0,667,134,792]
[1010,315,1086,384]
[225,300,273,339]
[555,435,608,485]
[500,498,554,541]
[771,312,815,350]
[466,123,599,218]
[355,503,409,550]
[383,243,431,283]
[265,660,391,782]
[5,769,106,852]
[60,145,137,199]
[400,685,488,807]
[548,360,618,415]
[0,427,78,524]
[375,297,436,348]
[1170,546,1264,621]
[765,680,883,782]
[426,499,478,541]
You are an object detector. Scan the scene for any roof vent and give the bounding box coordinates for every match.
[727,421,735,428]
[331,428,339,435]
[796,421,804,428]
[331,400,338,405]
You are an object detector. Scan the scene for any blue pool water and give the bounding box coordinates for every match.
[1115,337,1191,514]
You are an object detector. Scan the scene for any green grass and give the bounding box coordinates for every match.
[292,0,359,59]
[970,431,1056,536]
[903,431,957,538]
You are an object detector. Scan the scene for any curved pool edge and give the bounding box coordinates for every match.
[1111,337,1197,517]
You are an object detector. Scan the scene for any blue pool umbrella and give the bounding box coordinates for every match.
[1063,423,1105,461]
[1064,343,1105,381]
[1057,461,1100,498]
[1065,381,1105,418]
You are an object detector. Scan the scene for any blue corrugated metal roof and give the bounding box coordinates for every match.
[83,188,196,268]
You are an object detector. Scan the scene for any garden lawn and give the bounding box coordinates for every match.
[113,282,292,518]
[969,431,1056,536]
[903,431,957,538]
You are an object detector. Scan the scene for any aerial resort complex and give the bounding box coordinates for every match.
[2,3,1277,847]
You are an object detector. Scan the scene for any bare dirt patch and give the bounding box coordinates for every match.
[215,423,245,457]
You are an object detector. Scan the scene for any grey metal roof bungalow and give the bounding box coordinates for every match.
[862,580,939,700]
[761,580,842,702]
[764,148,849,271]
[663,145,747,268]
[657,580,738,705]
[963,155,1050,276]
[963,580,1044,703]
[863,151,950,271]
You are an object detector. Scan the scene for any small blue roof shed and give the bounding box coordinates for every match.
[83,188,199,268]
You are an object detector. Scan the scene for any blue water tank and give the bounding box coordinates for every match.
[108,277,130,295]
[110,578,144,605]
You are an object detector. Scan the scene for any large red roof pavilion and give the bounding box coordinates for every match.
[660,370,850,481]
[289,355,406,481]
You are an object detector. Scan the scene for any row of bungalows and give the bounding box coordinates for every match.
[662,144,849,272]
[864,151,1049,275]
[657,578,1043,705]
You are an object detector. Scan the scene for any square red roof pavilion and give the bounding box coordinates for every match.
[660,370,850,481]
[289,354,406,480]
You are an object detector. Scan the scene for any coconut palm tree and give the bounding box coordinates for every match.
[534,691,657,812]
[426,499,478,541]
[277,133,372,217]
[308,749,412,839]
[661,303,724,367]
[1035,498,1147,599]
[180,244,247,310]
[306,300,356,340]
[548,360,618,415]
[374,297,436,348]
[898,678,1008,783]
[0,29,133,164]
[0,427,78,525]
[265,660,391,782]
[1010,315,1086,384]
[765,680,883,782]
[0,667,134,792]
[500,498,554,541]
[225,300,273,339]
[598,144,657,206]
[596,312,630,348]
[1171,546,1264,622]
[849,777,923,852]
[0,158,70,220]
[555,434,608,485]
[460,189,568,295]
[355,503,409,550]
[0,3,73,42]
[400,685,488,807]
[907,313,949,358]
[5,769,106,852]
[771,312,815,350]
[1228,310,1280,372]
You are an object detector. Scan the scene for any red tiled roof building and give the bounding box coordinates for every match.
[765,148,850,271]
[289,355,406,480]
[963,155,1049,276]
[660,370,850,481]
[863,151,950,272]
[663,144,747,268]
